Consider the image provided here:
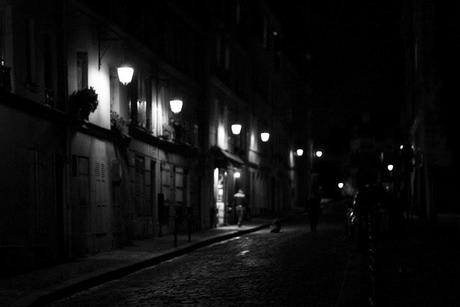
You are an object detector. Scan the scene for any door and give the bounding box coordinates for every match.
[93,160,109,252]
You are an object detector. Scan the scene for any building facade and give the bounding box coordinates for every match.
[0,0,305,273]
[400,0,458,221]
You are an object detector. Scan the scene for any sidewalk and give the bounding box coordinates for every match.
[1,217,274,307]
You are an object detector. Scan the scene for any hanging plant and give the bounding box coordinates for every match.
[110,110,130,138]
[69,87,99,121]
[161,123,174,141]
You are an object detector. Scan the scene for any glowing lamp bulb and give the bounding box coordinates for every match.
[260,132,270,142]
[387,164,394,172]
[338,182,344,189]
[296,149,304,156]
[234,171,241,179]
[315,150,323,158]
[169,99,183,114]
[117,66,134,85]
[231,124,242,135]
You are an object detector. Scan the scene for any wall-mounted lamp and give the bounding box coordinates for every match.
[117,65,134,85]
[234,171,241,179]
[169,98,183,114]
[387,164,394,172]
[315,150,323,158]
[231,124,242,135]
[296,149,304,156]
[98,32,134,86]
[338,182,344,189]
[260,132,270,142]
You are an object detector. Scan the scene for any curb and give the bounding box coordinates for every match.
[14,224,271,307]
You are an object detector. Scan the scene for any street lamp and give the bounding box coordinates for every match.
[296,148,304,156]
[169,98,183,114]
[387,164,394,172]
[315,150,323,158]
[260,132,270,142]
[117,65,134,85]
[338,182,344,189]
[231,124,242,135]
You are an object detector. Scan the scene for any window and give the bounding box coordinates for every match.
[135,72,152,130]
[0,8,5,60]
[76,52,88,90]
[224,46,230,71]
[159,162,170,225]
[161,162,172,204]
[25,19,37,87]
[129,74,138,124]
[135,155,150,216]
[152,81,169,137]
[43,35,54,105]
[216,36,222,65]
[263,16,268,49]
[0,8,11,92]
[174,166,185,206]
[137,74,146,128]
[109,67,119,111]
[236,2,241,25]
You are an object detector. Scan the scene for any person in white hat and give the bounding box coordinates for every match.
[234,189,246,227]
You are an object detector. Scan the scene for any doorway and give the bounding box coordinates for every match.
[214,168,227,226]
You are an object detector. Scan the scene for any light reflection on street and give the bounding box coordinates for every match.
[238,250,250,256]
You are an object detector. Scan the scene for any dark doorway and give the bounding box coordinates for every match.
[55,154,65,262]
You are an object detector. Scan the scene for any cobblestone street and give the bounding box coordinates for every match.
[48,215,363,307]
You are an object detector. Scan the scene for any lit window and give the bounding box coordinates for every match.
[76,52,88,90]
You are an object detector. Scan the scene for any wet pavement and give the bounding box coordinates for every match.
[0,218,273,307]
[4,200,457,307]
[47,214,364,307]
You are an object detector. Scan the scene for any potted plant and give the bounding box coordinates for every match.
[161,123,174,141]
[69,87,98,121]
[110,110,131,145]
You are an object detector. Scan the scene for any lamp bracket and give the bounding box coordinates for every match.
[98,30,121,70]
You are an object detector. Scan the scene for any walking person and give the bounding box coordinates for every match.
[307,188,322,232]
[233,189,246,227]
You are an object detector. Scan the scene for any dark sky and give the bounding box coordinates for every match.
[268,0,404,151]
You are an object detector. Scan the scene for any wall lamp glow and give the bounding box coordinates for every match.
[338,182,344,189]
[387,164,394,172]
[296,149,304,156]
[169,99,183,114]
[117,66,134,85]
[260,132,270,142]
[315,150,323,158]
[234,171,241,179]
[231,124,242,135]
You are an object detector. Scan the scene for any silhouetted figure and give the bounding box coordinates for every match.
[308,190,322,232]
[233,189,246,227]
[354,183,380,249]
[270,218,281,233]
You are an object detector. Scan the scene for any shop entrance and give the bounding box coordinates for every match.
[214,168,227,226]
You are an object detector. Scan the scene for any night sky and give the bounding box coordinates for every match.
[268,0,404,151]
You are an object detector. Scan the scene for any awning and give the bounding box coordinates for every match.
[210,146,245,167]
